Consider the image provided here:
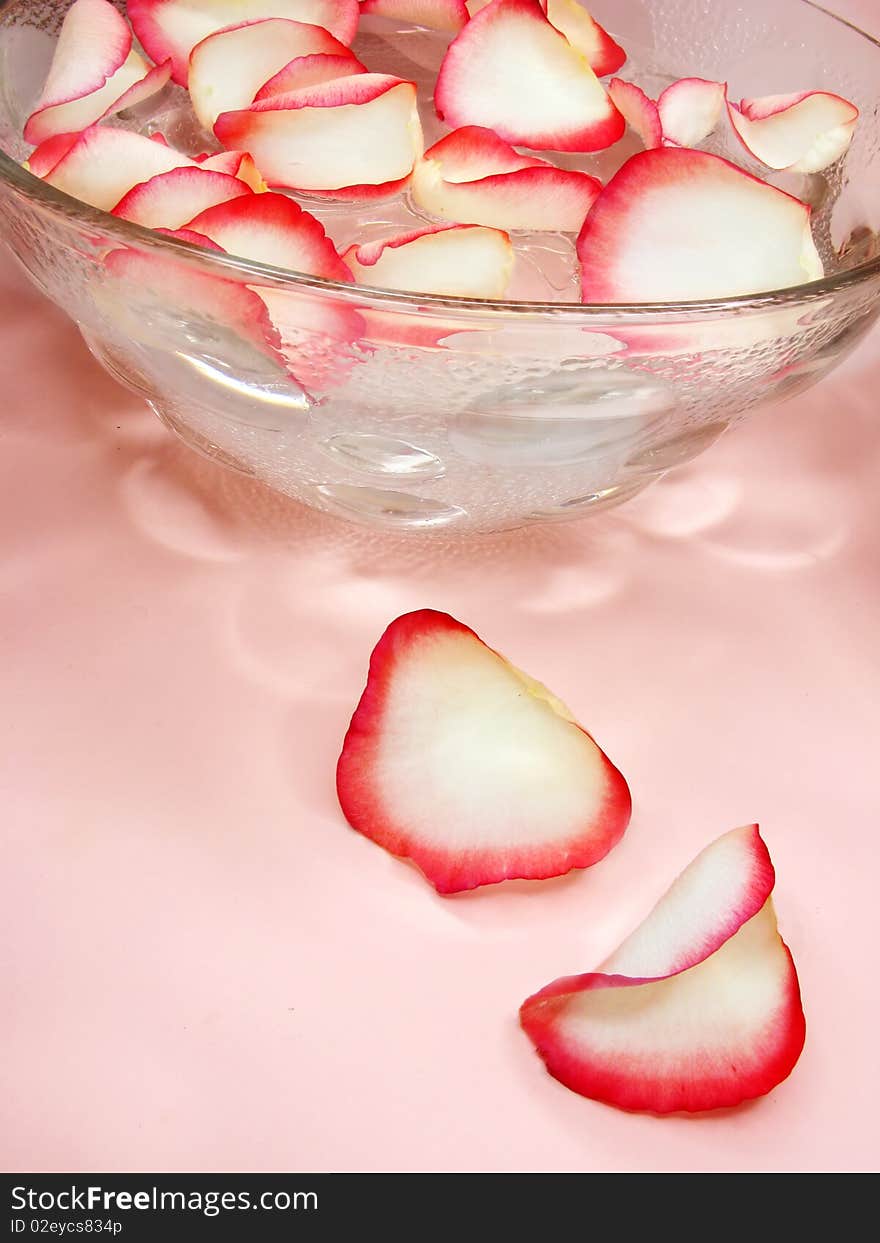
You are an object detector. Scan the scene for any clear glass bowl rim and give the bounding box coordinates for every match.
[1,0,879,322]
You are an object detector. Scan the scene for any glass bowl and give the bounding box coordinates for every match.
[1,0,878,535]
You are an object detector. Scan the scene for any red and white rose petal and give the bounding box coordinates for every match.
[435,0,624,153]
[412,126,601,231]
[112,166,253,228]
[184,190,352,279]
[577,147,823,303]
[24,0,170,145]
[728,90,859,173]
[657,77,726,148]
[360,0,469,32]
[544,0,626,78]
[607,78,662,149]
[188,18,362,130]
[214,74,423,196]
[127,0,360,85]
[520,825,805,1113]
[29,125,197,210]
[343,223,514,297]
[336,609,631,894]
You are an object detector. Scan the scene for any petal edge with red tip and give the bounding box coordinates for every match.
[520,825,805,1113]
[184,190,353,280]
[253,52,367,101]
[127,0,360,85]
[336,610,632,894]
[188,18,361,130]
[111,166,253,229]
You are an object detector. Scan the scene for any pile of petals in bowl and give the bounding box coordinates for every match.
[337,609,806,1114]
[24,0,860,301]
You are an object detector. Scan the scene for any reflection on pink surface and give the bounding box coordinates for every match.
[2,6,879,1169]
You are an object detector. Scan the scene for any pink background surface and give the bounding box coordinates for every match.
[2,2,879,1173]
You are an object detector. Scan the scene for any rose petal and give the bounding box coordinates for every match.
[436,0,624,153]
[127,0,360,85]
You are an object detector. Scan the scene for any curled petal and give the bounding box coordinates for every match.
[521,826,805,1113]
[607,78,662,149]
[728,90,858,173]
[253,52,366,101]
[196,150,268,192]
[545,0,626,78]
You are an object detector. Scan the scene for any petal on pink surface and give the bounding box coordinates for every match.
[521,826,805,1113]
[337,609,631,893]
